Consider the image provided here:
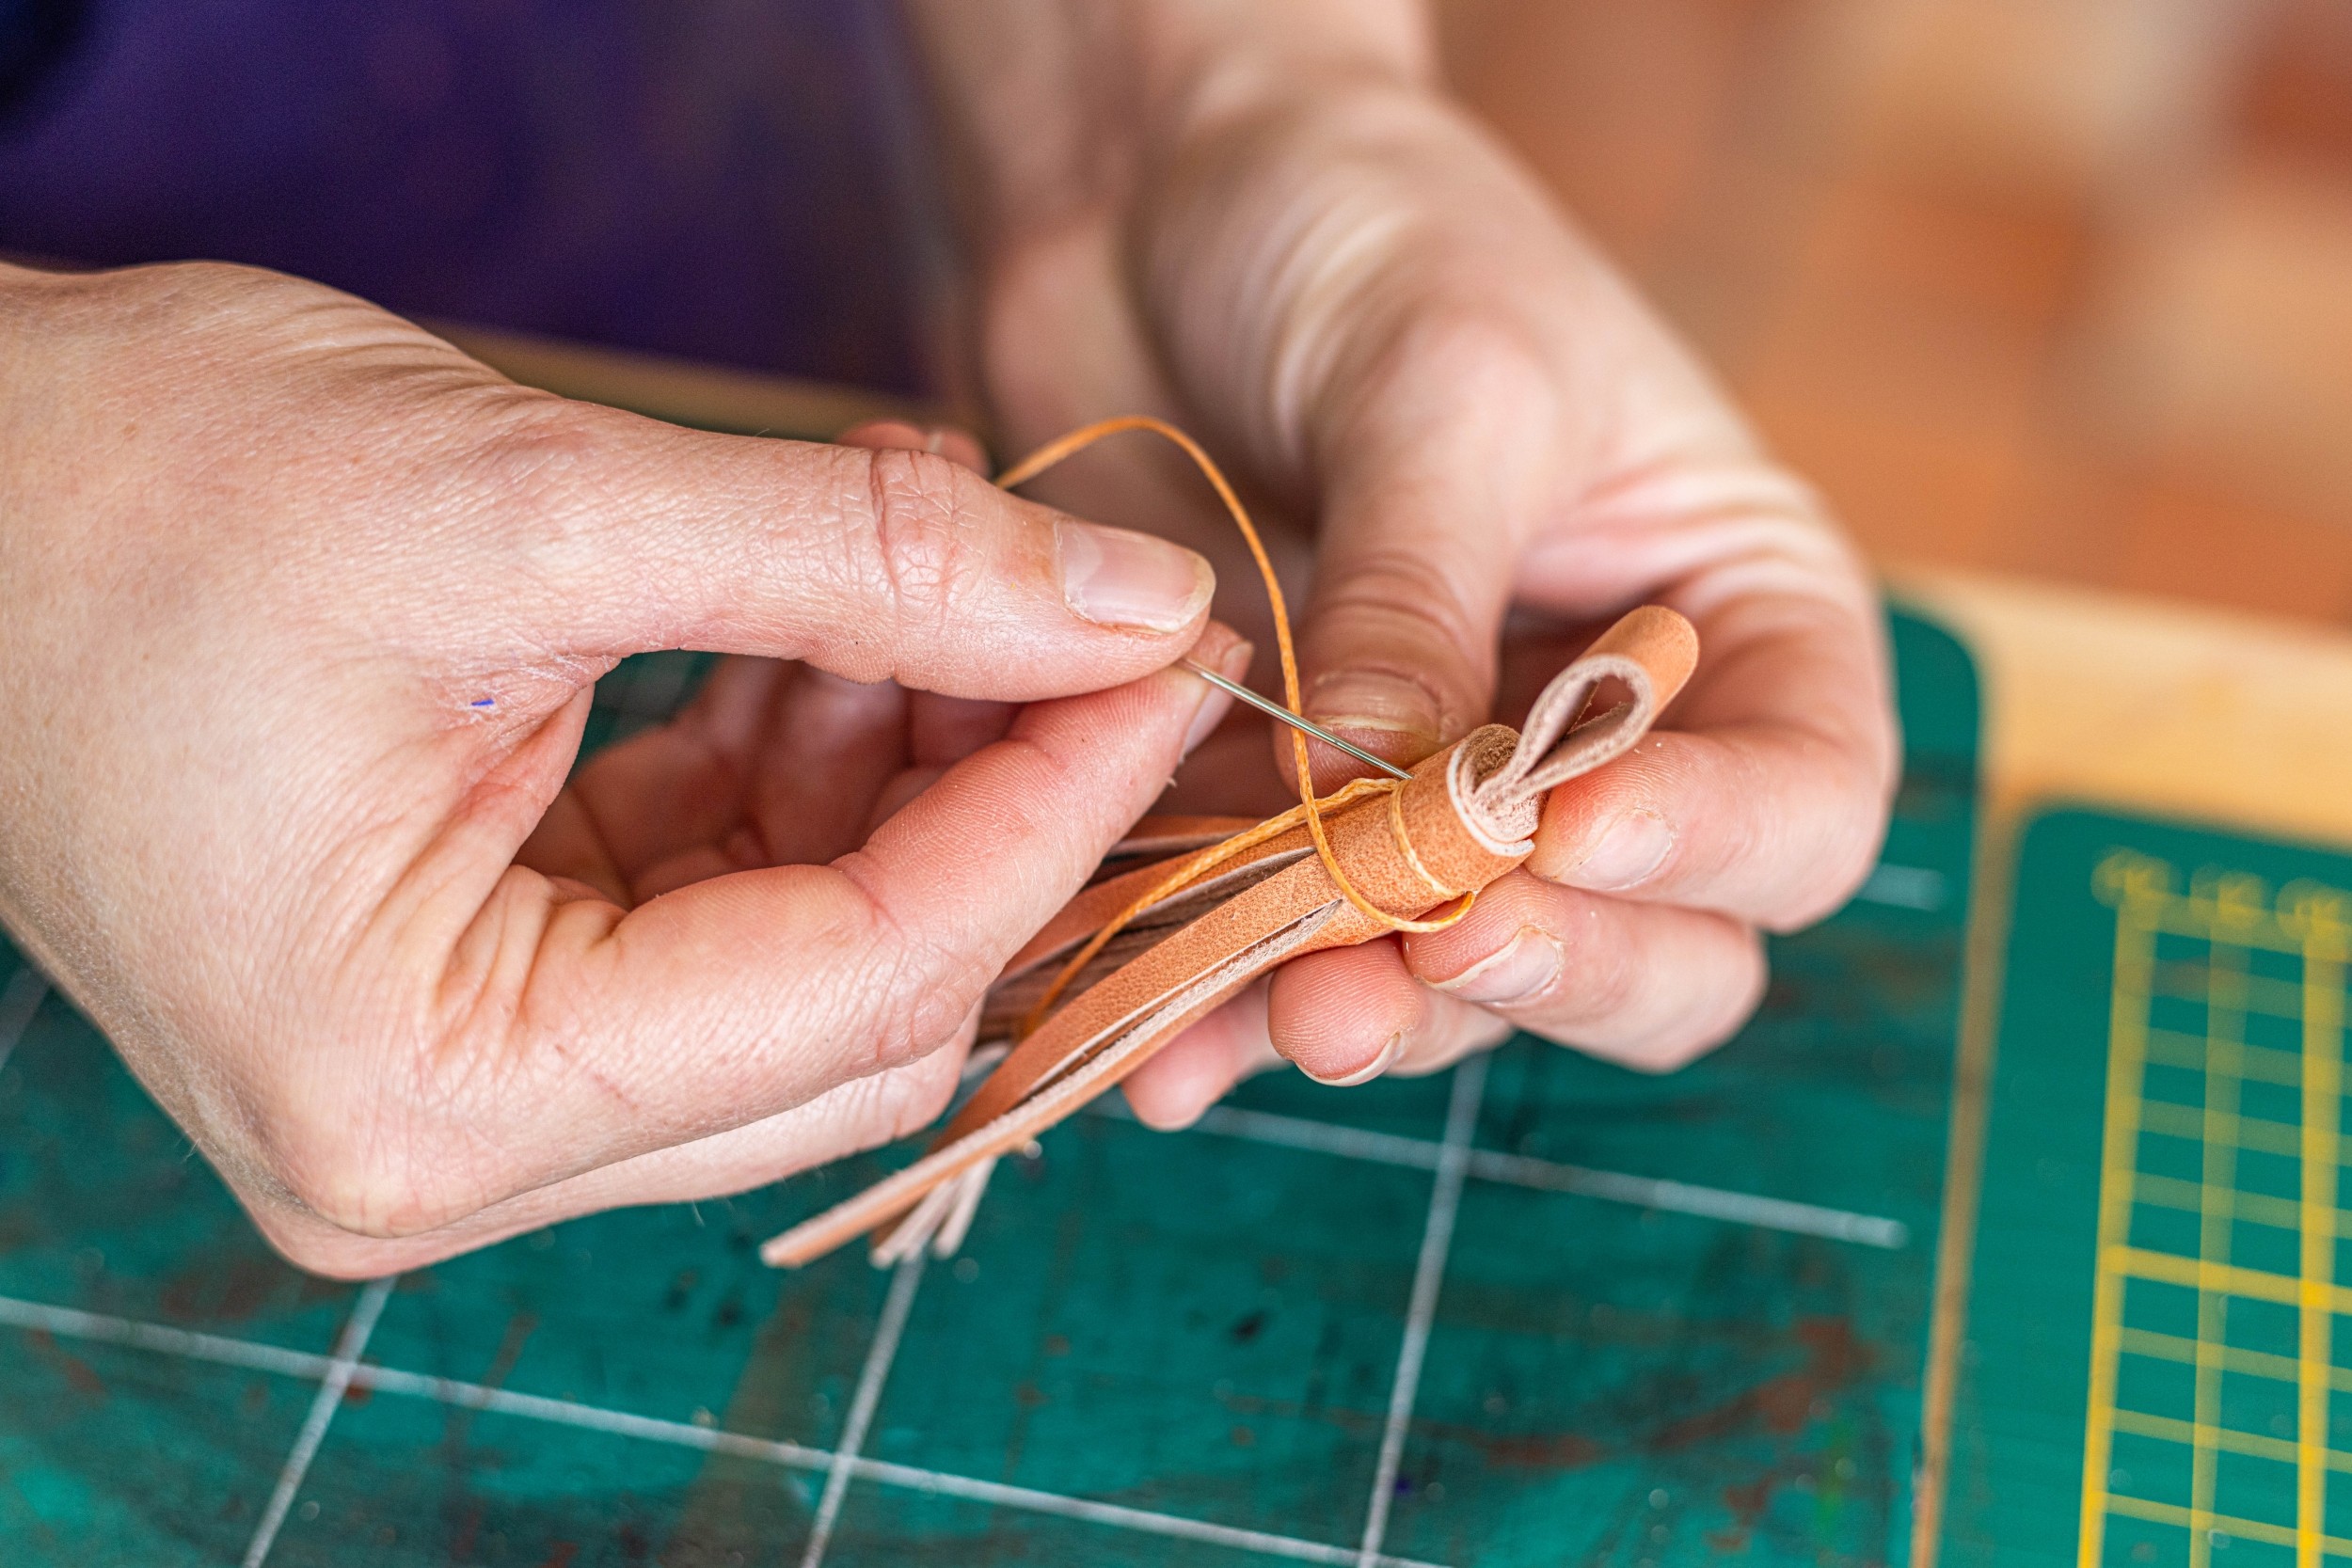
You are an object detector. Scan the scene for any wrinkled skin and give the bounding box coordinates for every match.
[901,1,1896,1121]
[0,1,1894,1277]
[0,261,1235,1275]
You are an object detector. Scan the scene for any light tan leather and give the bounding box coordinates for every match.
[761,605,1699,1268]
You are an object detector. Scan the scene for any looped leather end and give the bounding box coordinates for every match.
[1461,605,1698,844]
[1444,725,1539,856]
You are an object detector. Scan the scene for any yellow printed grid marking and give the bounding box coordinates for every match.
[2080,857,2352,1566]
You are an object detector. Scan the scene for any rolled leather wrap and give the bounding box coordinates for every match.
[760,604,1698,1268]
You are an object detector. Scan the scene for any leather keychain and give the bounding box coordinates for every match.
[761,420,1698,1269]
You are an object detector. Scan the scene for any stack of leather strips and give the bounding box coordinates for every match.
[761,602,1699,1268]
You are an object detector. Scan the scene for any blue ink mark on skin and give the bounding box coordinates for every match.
[471,698,495,708]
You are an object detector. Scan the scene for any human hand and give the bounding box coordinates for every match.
[0,260,1240,1275]
[903,0,1898,1120]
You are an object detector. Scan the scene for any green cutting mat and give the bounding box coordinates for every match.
[1942,812,2352,1566]
[0,610,1977,1567]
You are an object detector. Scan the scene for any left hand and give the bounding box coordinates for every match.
[903,0,1899,1123]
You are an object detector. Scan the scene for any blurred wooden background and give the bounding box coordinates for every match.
[1437,0,2352,626]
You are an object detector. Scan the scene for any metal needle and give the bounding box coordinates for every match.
[1179,659,1413,781]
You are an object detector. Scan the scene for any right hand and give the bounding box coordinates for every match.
[0,260,1237,1276]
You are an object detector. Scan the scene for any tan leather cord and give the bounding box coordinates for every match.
[1015,774,1397,1037]
[756,418,1702,1271]
[995,415,1474,965]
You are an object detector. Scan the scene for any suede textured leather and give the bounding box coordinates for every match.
[761,606,1698,1268]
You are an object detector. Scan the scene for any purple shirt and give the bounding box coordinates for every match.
[0,0,932,391]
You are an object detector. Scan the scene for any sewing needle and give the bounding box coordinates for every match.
[1178,659,1414,781]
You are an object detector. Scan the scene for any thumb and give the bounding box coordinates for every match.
[494,399,1216,700]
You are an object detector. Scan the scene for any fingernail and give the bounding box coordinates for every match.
[1563,810,1675,892]
[1302,1032,1402,1087]
[1433,927,1563,1006]
[1182,638,1254,758]
[1307,671,1442,753]
[1057,520,1213,633]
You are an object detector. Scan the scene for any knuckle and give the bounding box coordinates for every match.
[267,1124,445,1243]
[1358,303,1558,430]
[861,447,998,641]
[870,949,995,1072]
[453,401,670,632]
[252,1027,503,1244]
[1311,549,1485,665]
[464,401,613,546]
[826,858,998,1073]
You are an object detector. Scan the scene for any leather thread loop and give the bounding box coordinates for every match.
[1386,786,1457,901]
[996,416,1471,1038]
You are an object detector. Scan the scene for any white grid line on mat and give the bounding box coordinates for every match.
[0,1292,1450,1568]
